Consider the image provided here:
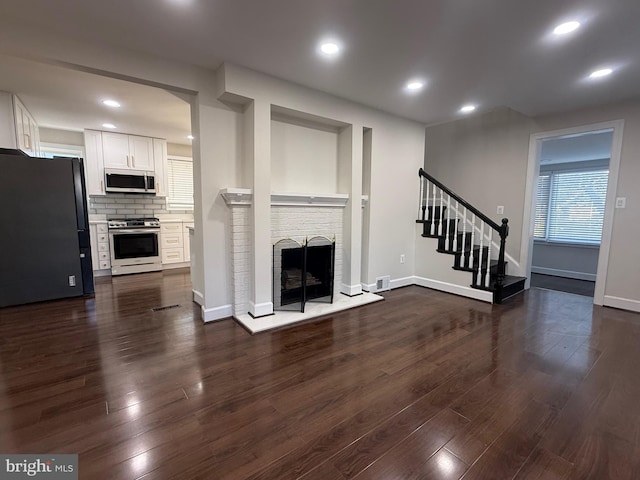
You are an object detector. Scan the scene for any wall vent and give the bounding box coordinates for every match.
[375,275,390,292]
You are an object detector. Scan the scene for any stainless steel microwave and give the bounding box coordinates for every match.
[105,168,156,194]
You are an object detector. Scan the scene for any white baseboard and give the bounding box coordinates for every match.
[163,262,190,270]
[603,295,640,313]
[192,290,204,306]
[201,304,232,322]
[361,282,375,292]
[249,301,274,318]
[341,283,363,296]
[531,266,596,282]
[413,276,493,303]
[389,276,414,290]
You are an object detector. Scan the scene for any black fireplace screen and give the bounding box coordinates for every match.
[273,236,335,312]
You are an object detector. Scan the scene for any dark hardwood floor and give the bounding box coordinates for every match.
[1,270,640,479]
[530,273,596,297]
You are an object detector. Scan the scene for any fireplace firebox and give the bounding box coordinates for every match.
[273,236,335,312]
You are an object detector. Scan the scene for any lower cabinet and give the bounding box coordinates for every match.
[161,222,184,264]
[90,222,111,271]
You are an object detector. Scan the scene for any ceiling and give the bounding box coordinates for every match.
[0,54,192,145]
[0,0,639,126]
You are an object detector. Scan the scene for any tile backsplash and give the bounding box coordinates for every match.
[89,194,191,218]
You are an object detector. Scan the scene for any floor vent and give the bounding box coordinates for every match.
[152,304,181,312]
[376,276,391,292]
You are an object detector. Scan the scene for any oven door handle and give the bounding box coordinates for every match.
[109,229,159,234]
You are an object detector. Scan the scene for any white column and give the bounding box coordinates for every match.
[338,124,363,296]
[247,99,273,317]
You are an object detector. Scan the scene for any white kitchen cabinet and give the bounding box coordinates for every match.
[153,138,168,196]
[0,92,40,156]
[129,135,154,170]
[90,222,111,272]
[84,130,105,195]
[183,222,193,262]
[102,132,154,171]
[13,96,40,156]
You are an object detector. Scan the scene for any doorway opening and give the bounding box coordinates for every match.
[521,121,624,304]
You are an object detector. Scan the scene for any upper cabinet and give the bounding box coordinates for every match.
[0,92,41,156]
[84,130,167,196]
[102,132,154,171]
[13,97,41,157]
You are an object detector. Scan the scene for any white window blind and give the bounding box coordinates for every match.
[167,157,194,209]
[534,168,608,244]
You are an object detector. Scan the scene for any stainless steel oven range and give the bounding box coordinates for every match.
[108,218,162,275]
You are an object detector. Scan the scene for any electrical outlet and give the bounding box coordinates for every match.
[400,254,405,264]
[497,205,504,215]
[615,197,626,209]
[68,275,76,287]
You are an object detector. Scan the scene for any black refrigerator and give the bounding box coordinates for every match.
[0,150,94,307]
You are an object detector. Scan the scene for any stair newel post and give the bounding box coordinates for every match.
[419,175,425,222]
[484,228,492,288]
[497,218,509,288]
[469,213,476,280]
[445,194,451,250]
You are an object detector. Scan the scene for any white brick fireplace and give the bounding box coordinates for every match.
[222,189,382,332]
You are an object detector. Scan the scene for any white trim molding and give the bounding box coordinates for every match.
[361,282,375,292]
[521,119,625,306]
[389,276,415,290]
[531,266,596,282]
[201,304,233,323]
[603,296,640,313]
[192,290,204,306]
[413,276,493,303]
[221,188,369,208]
[341,283,363,296]
[249,301,274,318]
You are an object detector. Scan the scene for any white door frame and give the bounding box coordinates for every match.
[519,119,625,305]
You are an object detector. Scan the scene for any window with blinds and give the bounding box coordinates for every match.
[534,168,608,244]
[167,157,194,210]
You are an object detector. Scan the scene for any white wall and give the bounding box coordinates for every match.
[536,100,640,307]
[425,100,640,310]
[220,64,425,296]
[425,107,539,262]
[167,142,192,157]
[532,243,599,280]
[38,127,84,146]
[271,118,339,194]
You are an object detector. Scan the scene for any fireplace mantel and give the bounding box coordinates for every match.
[221,188,368,207]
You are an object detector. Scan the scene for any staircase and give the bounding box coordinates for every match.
[416,168,526,304]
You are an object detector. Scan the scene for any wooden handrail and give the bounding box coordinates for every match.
[419,168,501,231]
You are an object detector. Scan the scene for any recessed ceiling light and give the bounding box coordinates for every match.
[405,81,425,91]
[589,68,613,79]
[102,123,117,129]
[187,135,194,140]
[102,99,121,108]
[553,21,581,35]
[320,42,340,55]
[459,104,476,114]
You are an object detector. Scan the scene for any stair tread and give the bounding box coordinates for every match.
[500,275,526,287]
